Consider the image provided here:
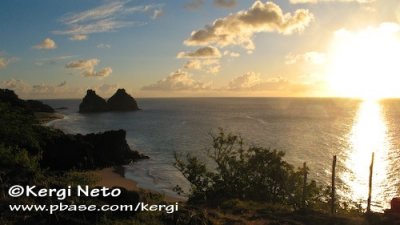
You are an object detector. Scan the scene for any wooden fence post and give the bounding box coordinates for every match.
[367,152,375,213]
[331,155,337,215]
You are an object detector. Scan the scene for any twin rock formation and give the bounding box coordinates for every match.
[79,89,139,113]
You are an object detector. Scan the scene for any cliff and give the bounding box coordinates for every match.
[79,89,108,113]
[38,129,148,170]
[0,89,148,170]
[0,89,54,113]
[107,88,139,111]
[79,89,140,113]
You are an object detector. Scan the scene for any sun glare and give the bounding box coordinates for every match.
[327,23,400,99]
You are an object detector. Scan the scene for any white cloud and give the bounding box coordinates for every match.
[96,83,118,95]
[0,79,76,98]
[35,55,75,66]
[0,79,125,99]
[184,60,202,70]
[97,43,111,49]
[0,53,18,69]
[177,46,222,58]
[152,9,163,20]
[214,0,237,8]
[223,50,240,57]
[227,72,288,91]
[184,1,314,50]
[0,58,8,69]
[65,59,112,78]
[228,72,263,90]
[33,38,57,49]
[290,0,374,4]
[69,34,88,41]
[141,70,211,91]
[226,72,320,95]
[285,51,326,65]
[0,79,32,93]
[183,59,221,74]
[54,1,164,38]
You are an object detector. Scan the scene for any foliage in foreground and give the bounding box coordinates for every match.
[174,128,324,210]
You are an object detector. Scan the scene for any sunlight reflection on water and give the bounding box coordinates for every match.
[342,100,397,211]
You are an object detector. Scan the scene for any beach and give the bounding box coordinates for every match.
[90,167,184,203]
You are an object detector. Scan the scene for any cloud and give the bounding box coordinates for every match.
[225,72,323,96]
[184,1,314,50]
[0,79,124,99]
[54,1,164,38]
[0,79,32,93]
[0,53,18,69]
[97,43,111,49]
[214,0,237,8]
[0,79,72,98]
[183,59,221,74]
[0,57,15,69]
[285,51,326,65]
[223,50,240,57]
[185,0,205,9]
[152,9,163,20]
[177,46,222,58]
[69,34,88,41]
[65,59,112,78]
[228,72,263,90]
[33,38,57,49]
[35,55,75,66]
[0,58,9,69]
[141,70,211,91]
[97,83,118,94]
[227,72,289,91]
[290,0,374,4]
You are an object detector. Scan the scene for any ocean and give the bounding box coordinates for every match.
[43,98,400,211]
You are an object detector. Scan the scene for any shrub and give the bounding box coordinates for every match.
[174,128,323,209]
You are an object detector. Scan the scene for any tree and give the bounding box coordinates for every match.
[175,128,323,209]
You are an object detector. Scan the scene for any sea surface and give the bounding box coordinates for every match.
[43,98,400,211]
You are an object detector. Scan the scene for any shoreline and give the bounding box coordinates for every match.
[90,166,185,203]
[39,109,185,203]
[35,112,65,124]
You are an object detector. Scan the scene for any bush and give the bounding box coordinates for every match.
[174,128,323,209]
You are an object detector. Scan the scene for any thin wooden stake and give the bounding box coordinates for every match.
[302,162,308,208]
[331,155,337,215]
[367,152,375,213]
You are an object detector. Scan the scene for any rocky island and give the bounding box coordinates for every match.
[79,88,139,113]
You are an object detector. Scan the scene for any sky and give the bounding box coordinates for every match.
[1,0,400,99]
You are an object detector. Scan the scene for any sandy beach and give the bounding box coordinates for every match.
[90,167,184,203]
[35,112,64,124]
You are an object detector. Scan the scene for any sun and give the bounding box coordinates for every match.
[327,23,400,100]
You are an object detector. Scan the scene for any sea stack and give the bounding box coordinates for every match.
[78,89,140,113]
[107,88,140,111]
[79,89,108,113]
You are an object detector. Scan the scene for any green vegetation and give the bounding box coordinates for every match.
[174,128,323,209]
[174,129,397,224]
[0,89,397,224]
[0,90,163,225]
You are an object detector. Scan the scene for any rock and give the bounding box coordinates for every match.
[0,89,54,113]
[0,89,27,108]
[39,129,148,170]
[79,89,108,113]
[107,88,140,111]
[25,100,55,113]
[78,89,140,113]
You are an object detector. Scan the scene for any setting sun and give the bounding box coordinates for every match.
[327,23,400,99]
